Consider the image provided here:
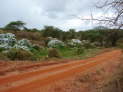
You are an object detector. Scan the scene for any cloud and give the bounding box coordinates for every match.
[0,0,101,31]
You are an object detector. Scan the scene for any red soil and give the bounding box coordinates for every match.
[0,49,122,92]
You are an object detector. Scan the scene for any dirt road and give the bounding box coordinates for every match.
[0,49,122,92]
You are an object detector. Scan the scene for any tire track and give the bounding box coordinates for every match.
[0,50,121,92]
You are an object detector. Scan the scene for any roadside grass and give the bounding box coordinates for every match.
[30,48,48,60]
[33,47,102,61]
[59,47,102,60]
[0,47,102,61]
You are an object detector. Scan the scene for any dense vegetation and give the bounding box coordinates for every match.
[0,21,123,61]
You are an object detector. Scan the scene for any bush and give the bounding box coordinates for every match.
[48,39,65,48]
[67,39,82,48]
[83,43,95,49]
[15,31,42,41]
[76,47,85,55]
[117,39,123,49]
[48,48,60,58]
[0,52,8,60]
[0,48,5,52]
[32,44,41,51]
[6,48,34,60]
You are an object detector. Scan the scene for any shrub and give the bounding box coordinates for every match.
[48,39,65,48]
[0,48,5,52]
[117,39,123,49]
[17,39,32,47]
[48,48,60,58]
[6,48,34,60]
[14,39,32,51]
[15,31,42,41]
[83,43,95,49]
[76,47,85,55]
[81,40,95,49]
[32,44,41,51]
[0,52,8,60]
[0,33,17,49]
[67,39,82,47]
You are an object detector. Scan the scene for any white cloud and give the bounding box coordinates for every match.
[0,0,104,31]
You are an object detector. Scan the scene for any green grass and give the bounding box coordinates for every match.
[30,48,48,60]
[32,47,102,60]
[58,47,101,60]
[0,47,102,61]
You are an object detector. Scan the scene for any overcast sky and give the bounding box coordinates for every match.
[0,0,107,31]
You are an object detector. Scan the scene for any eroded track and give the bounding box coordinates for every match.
[0,50,122,92]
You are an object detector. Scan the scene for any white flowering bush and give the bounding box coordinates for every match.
[48,39,64,48]
[14,39,32,50]
[0,33,16,49]
[14,45,30,51]
[18,39,32,47]
[0,33,34,51]
[67,39,82,47]
[0,44,12,49]
[0,33,15,38]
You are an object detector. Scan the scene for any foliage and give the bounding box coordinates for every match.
[76,47,85,55]
[0,33,17,49]
[6,48,34,60]
[93,26,109,30]
[1,21,123,61]
[15,31,43,41]
[82,40,95,49]
[58,47,101,59]
[32,44,41,51]
[48,39,65,48]
[96,0,123,29]
[3,21,123,48]
[14,39,32,50]
[0,52,8,60]
[116,38,123,49]
[42,26,63,40]
[4,21,25,31]
[67,39,82,47]
[0,33,37,51]
[48,48,60,58]
[0,48,5,52]
[67,29,76,39]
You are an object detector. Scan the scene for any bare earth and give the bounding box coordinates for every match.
[0,49,122,92]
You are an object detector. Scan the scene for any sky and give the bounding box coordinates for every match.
[0,0,110,31]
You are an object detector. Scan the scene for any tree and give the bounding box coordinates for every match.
[4,21,26,31]
[67,29,76,39]
[93,26,109,30]
[95,0,123,46]
[80,0,123,47]
[80,0,123,29]
[42,26,63,39]
[95,0,123,29]
[82,30,106,46]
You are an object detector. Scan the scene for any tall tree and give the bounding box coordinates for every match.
[96,0,123,29]
[96,0,123,46]
[67,29,76,39]
[42,26,63,39]
[4,21,26,31]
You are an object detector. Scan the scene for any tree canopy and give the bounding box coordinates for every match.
[4,21,26,31]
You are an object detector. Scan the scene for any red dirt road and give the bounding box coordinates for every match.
[0,49,122,92]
